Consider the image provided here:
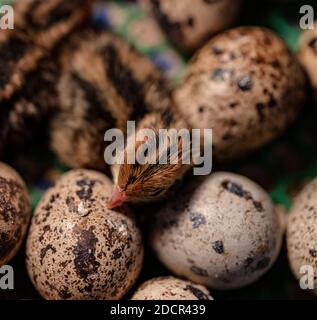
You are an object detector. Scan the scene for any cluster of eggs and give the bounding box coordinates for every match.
[140,1,308,161]
[0,160,310,300]
[1,0,317,300]
[3,163,317,300]
[0,162,285,299]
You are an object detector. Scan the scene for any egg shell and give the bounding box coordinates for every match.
[150,172,283,290]
[26,169,143,300]
[287,178,317,295]
[299,22,317,105]
[143,0,241,53]
[174,26,306,161]
[131,276,213,300]
[0,162,31,266]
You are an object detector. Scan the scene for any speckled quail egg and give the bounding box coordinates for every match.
[26,169,143,300]
[131,276,213,300]
[142,0,241,53]
[0,162,31,266]
[299,22,317,105]
[174,26,306,161]
[149,172,283,290]
[287,177,317,295]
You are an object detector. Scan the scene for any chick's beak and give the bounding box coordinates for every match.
[107,186,127,209]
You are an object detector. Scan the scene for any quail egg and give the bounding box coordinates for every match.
[287,177,317,295]
[174,26,306,161]
[131,276,213,300]
[26,169,143,300]
[0,162,31,266]
[143,0,241,53]
[298,21,317,105]
[150,172,283,289]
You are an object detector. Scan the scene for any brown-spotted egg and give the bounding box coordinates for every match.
[131,276,213,300]
[150,172,283,289]
[174,26,306,161]
[26,169,143,300]
[0,162,31,266]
